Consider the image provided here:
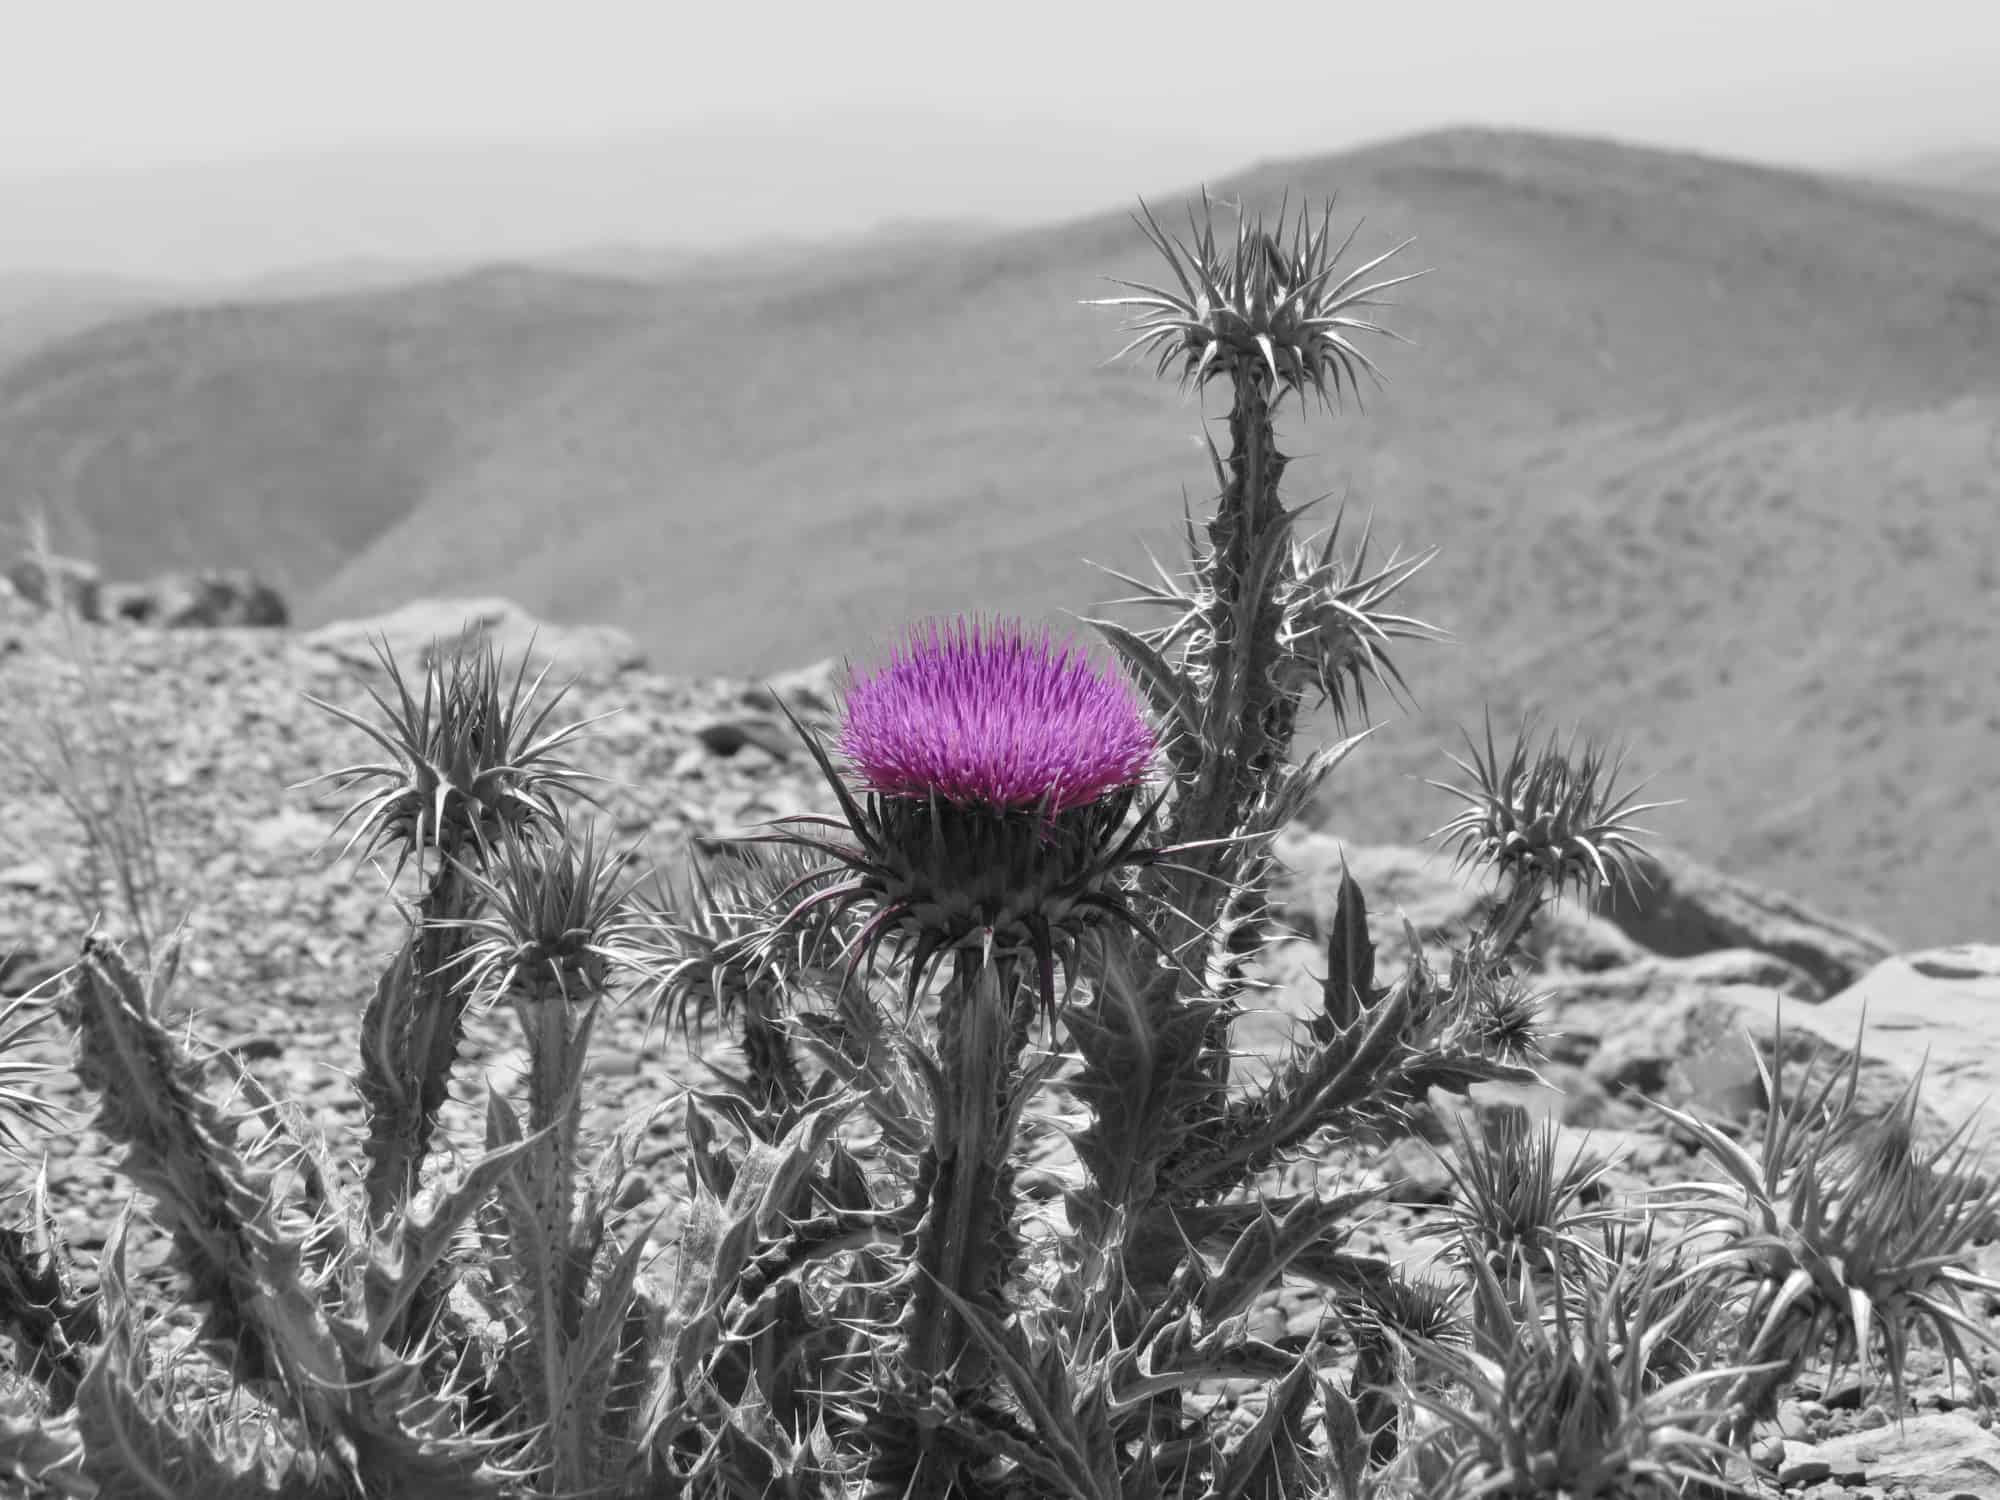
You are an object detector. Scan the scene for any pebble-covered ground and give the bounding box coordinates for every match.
[0,602,812,1255]
[4,597,1998,1499]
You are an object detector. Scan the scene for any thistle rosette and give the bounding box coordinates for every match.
[1402,1247,1750,1500]
[769,616,1170,1019]
[1648,1027,2000,1445]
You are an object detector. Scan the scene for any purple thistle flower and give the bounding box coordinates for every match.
[840,618,1155,815]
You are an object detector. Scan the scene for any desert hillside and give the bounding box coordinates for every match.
[2,125,1995,950]
[1880,147,2000,196]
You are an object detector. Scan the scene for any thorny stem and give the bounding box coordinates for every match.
[361,856,482,1226]
[1156,372,1300,965]
[1149,369,1302,1105]
[890,951,1032,1499]
[517,980,592,1494]
[522,991,584,1261]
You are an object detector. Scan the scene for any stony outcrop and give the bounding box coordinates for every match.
[1597,842,1895,997]
[105,570,290,627]
[1262,830,1998,1156]
[303,596,648,681]
[1586,944,2000,1157]
[5,554,102,621]
[1804,1412,2000,1496]
[10,556,288,628]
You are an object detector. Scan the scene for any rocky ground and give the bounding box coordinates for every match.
[2,588,1997,1499]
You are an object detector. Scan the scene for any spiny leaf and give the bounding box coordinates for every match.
[1204,1351,1319,1500]
[363,1136,537,1346]
[1317,859,1386,1038]
[1085,614,1205,752]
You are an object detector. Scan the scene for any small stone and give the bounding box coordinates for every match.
[0,860,55,891]
[614,1173,650,1214]
[693,717,793,760]
[1373,1137,1453,1206]
[1776,1401,1814,1439]
[1779,1458,1832,1486]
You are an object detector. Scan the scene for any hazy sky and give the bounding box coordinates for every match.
[8,0,1995,174]
[0,0,1992,280]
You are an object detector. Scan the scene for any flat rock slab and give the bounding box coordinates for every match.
[1591,945,2000,1157]
[1806,1411,2000,1496]
[1796,944,2000,1150]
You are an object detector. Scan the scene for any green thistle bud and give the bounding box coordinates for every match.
[1092,190,1424,411]
[303,638,608,879]
[1428,711,1676,908]
[448,818,652,1010]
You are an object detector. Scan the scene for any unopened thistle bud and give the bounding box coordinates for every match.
[1428,712,1676,920]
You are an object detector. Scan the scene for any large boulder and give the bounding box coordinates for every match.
[6,553,101,622]
[1596,842,1894,999]
[304,597,647,682]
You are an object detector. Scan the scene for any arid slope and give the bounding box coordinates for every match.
[1,126,1994,948]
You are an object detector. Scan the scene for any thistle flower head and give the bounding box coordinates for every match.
[759,617,1175,1021]
[839,617,1155,815]
[1273,504,1447,733]
[1091,189,1426,411]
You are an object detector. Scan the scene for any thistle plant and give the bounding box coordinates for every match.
[1088,197,1439,995]
[753,616,1175,1496]
[1396,1247,1753,1500]
[3,184,1995,1500]
[1647,1022,2000,1446]
[1420,1103,1622,1286]
[303,640,605,1221]
[626,193,1701,1499]
[0,641,702,1497]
